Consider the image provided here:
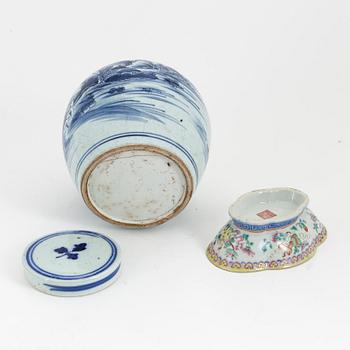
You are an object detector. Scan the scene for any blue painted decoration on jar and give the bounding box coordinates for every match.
[63,60,210,228]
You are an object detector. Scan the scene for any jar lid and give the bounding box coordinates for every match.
[23,230,121,296]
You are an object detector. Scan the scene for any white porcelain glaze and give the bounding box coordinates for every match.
[207,188,327,272]
[229,188,309,231]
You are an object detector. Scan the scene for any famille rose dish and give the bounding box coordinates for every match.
[63,60,210,228]
[207,188,327,272]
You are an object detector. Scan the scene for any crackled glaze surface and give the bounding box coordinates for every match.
[207,190,327,272]
[63,60,210,227]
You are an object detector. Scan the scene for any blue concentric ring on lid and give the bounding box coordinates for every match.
[23,230,121,296]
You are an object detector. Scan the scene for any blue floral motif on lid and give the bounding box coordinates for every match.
[54,243,87,260]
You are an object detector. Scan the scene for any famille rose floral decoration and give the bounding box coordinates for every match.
[63,60,210,228]
[207,188,327,272]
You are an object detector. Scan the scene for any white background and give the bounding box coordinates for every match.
[1,1,349,349]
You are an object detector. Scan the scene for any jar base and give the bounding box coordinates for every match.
[81,145,193,228]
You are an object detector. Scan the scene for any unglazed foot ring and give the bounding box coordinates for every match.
[81,145,193,228]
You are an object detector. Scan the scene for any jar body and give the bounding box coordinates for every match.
[63,60,210,227]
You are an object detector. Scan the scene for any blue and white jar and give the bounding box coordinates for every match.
[63,60,210,227]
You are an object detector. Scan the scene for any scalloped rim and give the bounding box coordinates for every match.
[228,188,309,232]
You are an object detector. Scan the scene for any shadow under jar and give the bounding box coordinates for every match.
[63,60,210,228]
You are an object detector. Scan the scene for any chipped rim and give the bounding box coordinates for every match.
[81,144,193,228]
